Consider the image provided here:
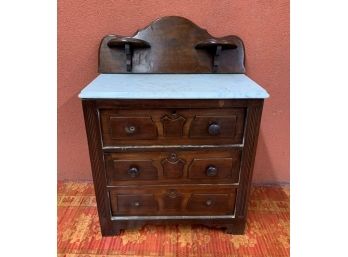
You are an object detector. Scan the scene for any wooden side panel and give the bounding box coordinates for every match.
[82,100,114,235]
[236,100,264,218]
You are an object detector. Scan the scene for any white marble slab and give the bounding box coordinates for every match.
[78,74,269,99]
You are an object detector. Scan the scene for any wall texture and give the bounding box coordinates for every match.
[58,0,289,183]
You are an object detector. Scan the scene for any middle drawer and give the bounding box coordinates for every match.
[104,150,242,185]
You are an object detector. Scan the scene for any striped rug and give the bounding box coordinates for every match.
[58,182,289,257]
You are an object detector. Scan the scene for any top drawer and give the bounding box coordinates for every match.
[99,108,246,146]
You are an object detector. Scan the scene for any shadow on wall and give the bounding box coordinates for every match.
[58,92,92,181]
[252,130,277,185]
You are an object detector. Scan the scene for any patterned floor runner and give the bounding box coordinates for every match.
[58,182,289,257]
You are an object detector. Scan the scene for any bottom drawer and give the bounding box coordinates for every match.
[109,185,237,216]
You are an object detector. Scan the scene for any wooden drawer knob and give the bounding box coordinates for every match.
[133,201,140,207]
[208,122,220,136]
[205,199,213,206]
[206,166,218,177]
[128,166,140,178]
[125,125,136,134]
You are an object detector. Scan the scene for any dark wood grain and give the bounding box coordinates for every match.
[235,101,264,218]
[99,16,245,73]
[105,158,158,182]
[107,37,150,48]
[99,107,246,146]
[161,153,186,179]
[82,100,115,236]
[106,37,151,71]
[104,150,242,186]
[112,194,158,215]
[189,115,238,138]
[186,193,232,213]
[108,116,158,140]
[109,185,237,216]
[161,113,186,137]
[195,38,239,72]
[188,157,237,181]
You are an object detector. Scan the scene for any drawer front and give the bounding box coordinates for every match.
[109,186,237,216]
[105,150,242,185]
[187,194,230,212]
[100,108,246,146]
[116,194,158,215]
[189,115,237,138]
[106,159,158,181]
[108,116,158,140]
[188,157,234,179]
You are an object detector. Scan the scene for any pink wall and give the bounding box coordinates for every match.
[58,0,289,183]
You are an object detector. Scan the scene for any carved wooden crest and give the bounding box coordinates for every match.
[161,113,186,137]
[99,16,245,73]
[161,153,185,179]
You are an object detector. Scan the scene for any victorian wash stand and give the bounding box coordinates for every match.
[79,16,269,236]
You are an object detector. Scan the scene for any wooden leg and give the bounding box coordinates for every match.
[100,224,122,236]
[225,221,246,235]
[112,227,122,236]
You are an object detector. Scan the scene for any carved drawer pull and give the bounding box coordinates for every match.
[208,122,220,136]
[133,201,140,207]
[128,166,140,178]
[169,153,177,162]
[205,199,213,206]
[167,189,178,199]
[206,166,218,177]
[125,125,136,134]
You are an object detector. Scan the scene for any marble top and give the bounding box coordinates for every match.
[78,74,269,99]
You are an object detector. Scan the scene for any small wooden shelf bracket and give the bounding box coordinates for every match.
[195,39,237,72]
[107,37,151,72]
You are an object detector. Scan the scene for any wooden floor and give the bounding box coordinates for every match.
[58,182,289,257]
